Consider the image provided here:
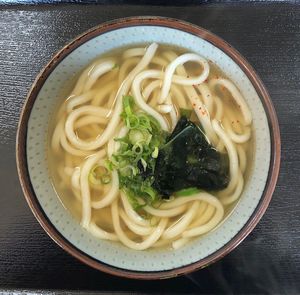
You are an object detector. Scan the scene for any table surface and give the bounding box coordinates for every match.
[0,2,300,294]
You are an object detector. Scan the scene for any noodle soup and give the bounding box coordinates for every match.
[49,43,253,250]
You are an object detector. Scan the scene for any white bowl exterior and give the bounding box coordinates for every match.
[26,26,270,271]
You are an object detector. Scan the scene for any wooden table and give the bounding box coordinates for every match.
[0,2,299,293]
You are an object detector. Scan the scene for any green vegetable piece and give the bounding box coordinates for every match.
[109,96,166,209]
[89,165,111,185]
[112,63,119,70]
[151,146,159,158]
[129,130,144,144]
[140,158,147,171]
[179,108,193,118]
[153,116,229,198]
[175,187,201,196]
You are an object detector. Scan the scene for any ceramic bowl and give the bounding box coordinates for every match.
[16,17,280,279]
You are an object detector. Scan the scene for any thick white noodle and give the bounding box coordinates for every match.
[142,80,161,101]
[162,201,200,239]
[153,238,175,248]
[132,68,192,130]
[71,167,81,190]
[71,62,96,96]
[80,151,106,228]
[209,78,252,125]
[123,48,168,67]
[65,106,110,150]
[68,43,159,151]
[131,70,169,131]
[123,47,145,59]
[220,171,244,205]
[197,83,214,114]
[88,221,119,241]
[51,117,64,153]
[107,124,128,158]
[160,53,209,103]
[163,50,218,145]
[212,95,224,121]
[72,186,82,202]
[144,204,188,217]
[60,132,92,157]
[119,209,154,236]
[106,90,117,108]
[212,119,239,195]
[237,144,247,174]
[112,200,168,250]
[91,82,116,106]
[188,203,213,228]
[74,116,107,129]
[154,193,224,239]
[92,168,119,209]
[113,126,129,153]
[166,94,178,129]
[159,193,222,210]
[83,59,116,93]
[67,90,96,112]
[223,118,251,143]
[172,238,190,249]
[182,209,223,238]
[120,192,151,226]
[158,104,173,113]
[118,57,140,86]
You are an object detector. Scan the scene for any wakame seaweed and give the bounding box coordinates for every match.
[153,116,229,197]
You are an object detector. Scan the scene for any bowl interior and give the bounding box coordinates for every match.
[26,25,270,272]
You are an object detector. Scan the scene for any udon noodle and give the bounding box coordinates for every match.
[49,43,253,250]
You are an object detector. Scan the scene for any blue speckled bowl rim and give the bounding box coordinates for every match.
[16,16,281,280]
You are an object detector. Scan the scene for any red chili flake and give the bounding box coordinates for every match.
[193,103,196,107]
[221,86,226,91]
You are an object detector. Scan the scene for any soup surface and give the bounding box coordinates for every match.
[49,43,253,250]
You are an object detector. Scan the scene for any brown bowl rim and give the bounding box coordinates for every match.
[16,16,281,280]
